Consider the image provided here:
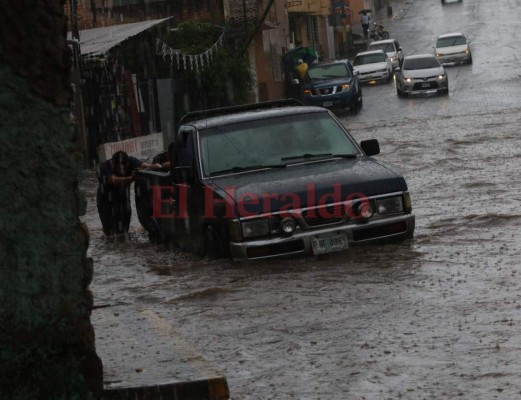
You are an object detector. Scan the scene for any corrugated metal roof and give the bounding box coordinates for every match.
[68,17,172,56]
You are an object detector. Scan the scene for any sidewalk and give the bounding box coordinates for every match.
[93,305,229,399]
[347,0,413,57]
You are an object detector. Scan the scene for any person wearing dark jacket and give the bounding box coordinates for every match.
[96,151,153,240]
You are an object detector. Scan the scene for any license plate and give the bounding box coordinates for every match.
[311,233,349,255]
[421,82,431,88]
[323,101,333,107]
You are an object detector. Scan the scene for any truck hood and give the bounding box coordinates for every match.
[208,158,407,217]
[303,76,353,89]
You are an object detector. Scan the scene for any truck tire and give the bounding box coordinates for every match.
[203,226,224,259]
[148,218,166,245]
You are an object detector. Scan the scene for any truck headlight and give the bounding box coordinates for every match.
[376,196,404,215]
[241,218,270,238]
[281,217,297,235]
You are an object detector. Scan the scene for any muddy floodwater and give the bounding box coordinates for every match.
[84,106,521,399]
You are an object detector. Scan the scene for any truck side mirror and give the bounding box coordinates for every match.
[360,139,380,156]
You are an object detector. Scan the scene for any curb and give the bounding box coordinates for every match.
[93,306,229,400]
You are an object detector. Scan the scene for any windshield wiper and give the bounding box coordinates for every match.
[282,153,357,162]
[209,164,287,176]
[282,153,332,161]
[332,153,358,158]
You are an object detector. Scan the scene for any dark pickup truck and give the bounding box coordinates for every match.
[135,100,415,260]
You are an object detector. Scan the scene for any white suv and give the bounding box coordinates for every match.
[367,39,404,69]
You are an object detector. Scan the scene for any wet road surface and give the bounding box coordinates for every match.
[85,0,521,398]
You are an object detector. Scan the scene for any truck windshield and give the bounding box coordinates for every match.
[308,63,351,80]
[199,112,360,177]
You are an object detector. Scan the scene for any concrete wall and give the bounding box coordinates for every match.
[0,0,102,398]
[252,0,290,101]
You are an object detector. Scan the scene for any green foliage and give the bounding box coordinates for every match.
[167,21,253,118]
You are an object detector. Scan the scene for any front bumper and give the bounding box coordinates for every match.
[402,77,448,94]
[229,214,415,260]
[359,70,390,83]
[436,52,471,64]
[302,89,358,109]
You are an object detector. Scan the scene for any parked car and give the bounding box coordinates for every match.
[135,99,415,260]
[395,54,448,97]
[434,32,472,64]
[353,50,394,84]
[296,59,363,114]
[367,39,404,69]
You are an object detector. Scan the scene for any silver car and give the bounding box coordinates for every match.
[353,50,394,84]
[434,32,472,65]
[395,54,448,97]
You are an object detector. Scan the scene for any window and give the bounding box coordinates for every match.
[308,63,351,79]
[354,53,387,65]
[199,112,360,176]
[436,35,467,48]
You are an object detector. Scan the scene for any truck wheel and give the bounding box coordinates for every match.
[203,226,223,259]
[351,88,363,114]
[148,218,165,245]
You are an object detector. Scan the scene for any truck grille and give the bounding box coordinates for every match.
[302,204,345,226]
[312,86,342,96]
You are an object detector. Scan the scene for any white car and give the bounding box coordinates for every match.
[395,54,448,97]
[367,39,404,69]
[434,32,472,64]
[353,50,394,84]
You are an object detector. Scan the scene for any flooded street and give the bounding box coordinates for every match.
[84,0,521,398]
[86,109,521,399]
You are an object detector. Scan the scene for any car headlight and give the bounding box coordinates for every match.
[376,196,404,215]
[390,56,396,61]
[341,84,350,91]
[241,218,270,238]
[404,76,413,82]
[435,53,441,57]
[438,73,446,80]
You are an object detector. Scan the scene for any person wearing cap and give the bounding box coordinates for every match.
[294,58,309,81]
